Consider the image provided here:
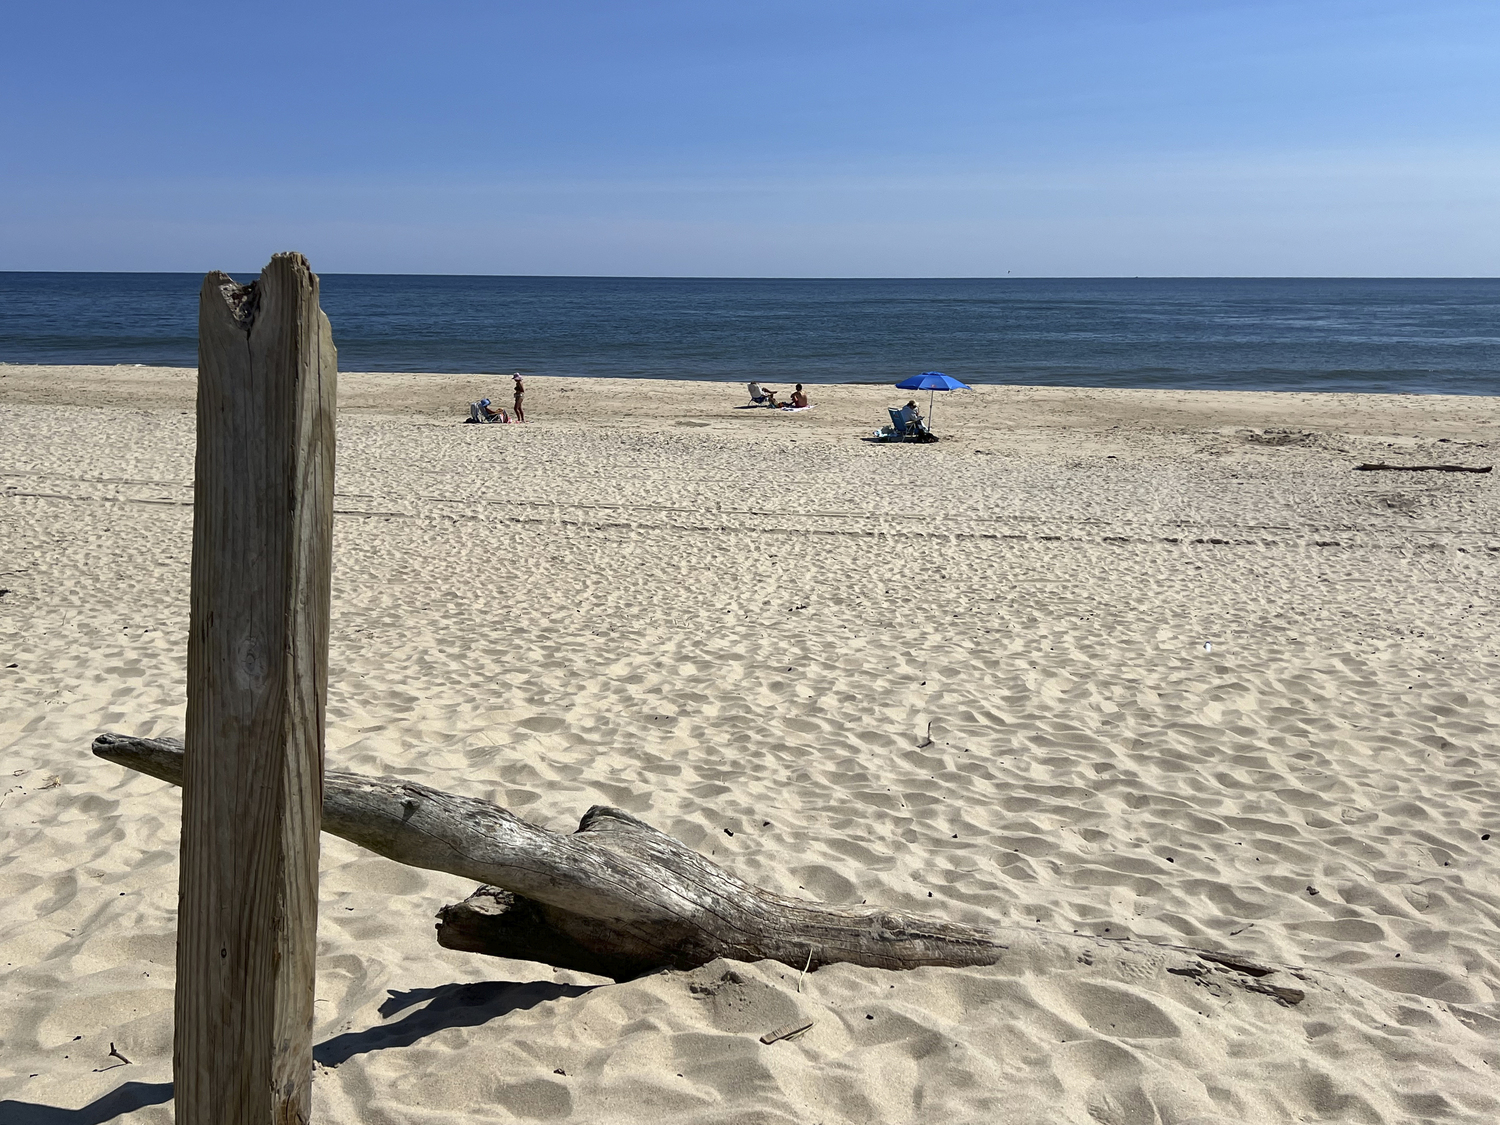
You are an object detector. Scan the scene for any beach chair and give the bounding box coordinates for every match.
[468,399,507,423]
[747,382,776,406]
[878,406,932,442]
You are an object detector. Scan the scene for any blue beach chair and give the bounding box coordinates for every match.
[880,405,931,442]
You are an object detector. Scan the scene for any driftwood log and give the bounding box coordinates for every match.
[1354,463,1492,473]
[95,734,1005,980]
[93,733,1307,1005]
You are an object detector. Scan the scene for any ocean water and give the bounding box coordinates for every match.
[0,273,1495,395]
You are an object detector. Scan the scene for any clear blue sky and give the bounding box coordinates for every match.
[2,1,1496,275]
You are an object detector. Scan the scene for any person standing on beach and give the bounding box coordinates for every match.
[512,372,526,422]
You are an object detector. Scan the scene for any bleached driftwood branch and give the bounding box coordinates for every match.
[94,733,1006,979]
[92,732,1306,1005]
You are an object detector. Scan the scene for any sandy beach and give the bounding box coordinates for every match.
[2,363,1499,1124]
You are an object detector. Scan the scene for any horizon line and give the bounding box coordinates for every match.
[3,271,1498,281]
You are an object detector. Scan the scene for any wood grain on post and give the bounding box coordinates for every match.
[178,254,336,1125]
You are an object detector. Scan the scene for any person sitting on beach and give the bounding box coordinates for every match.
[789,384,809,408]
[748,381,779,407]
[891,399,926,435]
[469,398,509,423]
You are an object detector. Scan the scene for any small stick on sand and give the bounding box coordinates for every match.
[1354,463,1492,473]
[760,1020,814,1045]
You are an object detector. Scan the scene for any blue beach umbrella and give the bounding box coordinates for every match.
[895,371,970,431]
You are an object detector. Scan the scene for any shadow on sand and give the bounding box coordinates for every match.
[0,979,595,1124]
[0,1082,175,1125]
[314,979,595,1067]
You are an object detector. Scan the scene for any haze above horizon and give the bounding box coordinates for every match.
[3,1,1497,278]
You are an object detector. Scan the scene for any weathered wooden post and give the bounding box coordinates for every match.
[178,253,336,1124]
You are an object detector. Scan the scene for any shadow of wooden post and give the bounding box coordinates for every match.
[178,253,336,1124]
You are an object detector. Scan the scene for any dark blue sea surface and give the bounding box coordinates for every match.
[1,273,1495,394]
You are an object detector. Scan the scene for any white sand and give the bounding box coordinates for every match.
[2,364,1498,1124]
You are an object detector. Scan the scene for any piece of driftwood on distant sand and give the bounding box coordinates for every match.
[92,732,1306,1005]
[1354,463,1492,473]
